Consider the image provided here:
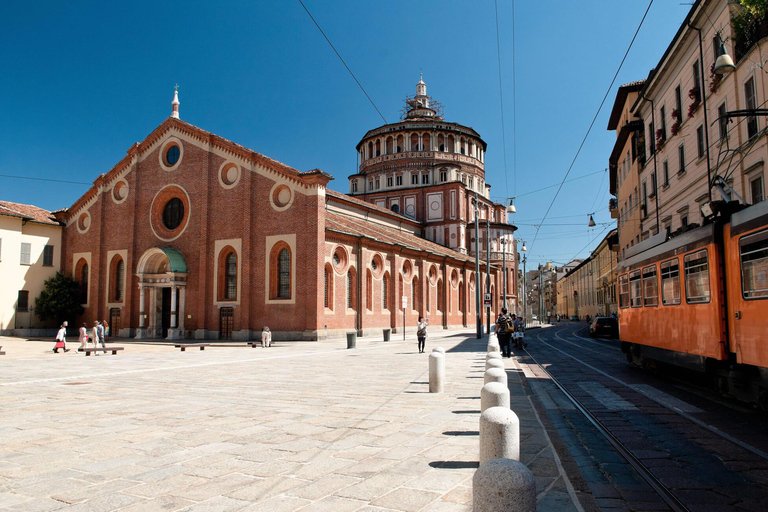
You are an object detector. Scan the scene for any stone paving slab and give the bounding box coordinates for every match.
[0,332,586,511]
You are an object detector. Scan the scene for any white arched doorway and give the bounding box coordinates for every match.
[135,247,188,339]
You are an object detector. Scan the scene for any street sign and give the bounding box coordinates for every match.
[401,296,408,310]
[483,293,492,306]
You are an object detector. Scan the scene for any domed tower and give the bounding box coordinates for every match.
[350,77,512,251]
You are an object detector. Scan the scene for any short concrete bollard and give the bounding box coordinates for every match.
[487,340,500,352]
[484,367,508,387]
[429,351,444,393]
[486,351,502,361]
[481,381,510,412]
[479,406,520,464]
[432,346,445,354]
[473,458,536,512]
[485,358,505,371]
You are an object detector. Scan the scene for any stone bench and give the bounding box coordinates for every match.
[0,346,4,355]
[175,343,210,352]
[84,347,124,356]
[248,342,274,348]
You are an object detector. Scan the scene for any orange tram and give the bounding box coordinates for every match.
[618,200,768,408]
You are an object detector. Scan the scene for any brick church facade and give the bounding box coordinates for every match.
[57,81,517,340]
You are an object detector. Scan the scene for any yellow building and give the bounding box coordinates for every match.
[0,201,63,335]
[561,230,618,320]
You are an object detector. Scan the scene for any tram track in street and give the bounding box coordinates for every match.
[517,323,768,511]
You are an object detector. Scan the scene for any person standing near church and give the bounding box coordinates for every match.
[416,317,429,353]
[78,323,88,351]
[96,321,105,348]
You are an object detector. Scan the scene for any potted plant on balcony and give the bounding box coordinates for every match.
[670,109,682,136]
[687,86,701,118]
[655,128,666,149]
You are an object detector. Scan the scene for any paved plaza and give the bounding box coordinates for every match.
[0,331,584,511]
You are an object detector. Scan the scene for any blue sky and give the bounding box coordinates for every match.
[0,1,691,267]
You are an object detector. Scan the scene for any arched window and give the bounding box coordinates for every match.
[225,252,237,300]
[115,259,124,301]
[438,279,444,312]
[269,243,292,300]
[324,264,334,310]
[412,277,419,312]
[459,284,464,313]
[278,249,290,298]
[366,270,373,311]
[347,270,354,309]
[79,262,88,304]
[383,273,389,310]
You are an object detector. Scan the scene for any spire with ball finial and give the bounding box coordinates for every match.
[171,84,180,119]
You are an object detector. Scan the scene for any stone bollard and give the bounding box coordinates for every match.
[485,358,505,371]
[481,382,510,412]
[432,346,445,354]
[486,351,502,361]
[484,367,508,387]
[473,458,536,512]
[429,351,444,393]
[479,406,520,464]
[488,340,500,352]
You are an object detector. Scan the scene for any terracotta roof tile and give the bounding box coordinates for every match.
[0,201,61,225]
[325,211,473,264]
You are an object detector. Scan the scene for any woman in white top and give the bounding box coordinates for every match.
[53,321,69,353]
[78,323,88,351]
[261,326,272,348]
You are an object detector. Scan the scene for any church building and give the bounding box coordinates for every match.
[56,80,517,340]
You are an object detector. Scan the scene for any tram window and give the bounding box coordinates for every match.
[684,249,711,304]
[643,266,658,307]
[629,270,643,307]
[618,274,630,308]
[740,229,768,299]
[660,259,681,305]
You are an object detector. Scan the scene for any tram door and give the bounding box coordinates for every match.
[219,308,233,340]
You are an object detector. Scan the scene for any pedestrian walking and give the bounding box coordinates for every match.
[97,321,105,348]
[91,322,100,350]
[495,308,513,357]
[78,323,88,351]
[261,326,271,348]
[416,317,428,353]
[102,320,110,343]
[53,321,70,353]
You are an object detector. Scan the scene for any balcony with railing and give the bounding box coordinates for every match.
[609,198,618,219]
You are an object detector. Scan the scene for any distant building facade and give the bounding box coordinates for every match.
[0,202,62,335]
[561,230,618,319]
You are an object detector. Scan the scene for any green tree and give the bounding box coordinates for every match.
[34,272,84,324]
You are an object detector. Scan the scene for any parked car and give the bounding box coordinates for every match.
[589,316,618,338]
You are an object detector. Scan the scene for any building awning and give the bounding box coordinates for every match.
[161,247,187,273]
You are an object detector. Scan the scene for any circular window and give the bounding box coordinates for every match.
[402,260,413,279]
[112,180,129,203]
[166,145,180,166]
[219,162,241,188]
[429,265,438,284]
[371,254,384,277]
[391,204,400,214]
[270,184,294,211]
[150,185,191,241]
[451,269,459,287]
[162,198,185,230]
[77,212,91,233]
[332,247,348,272]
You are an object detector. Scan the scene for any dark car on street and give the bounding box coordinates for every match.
[589,316,618,338]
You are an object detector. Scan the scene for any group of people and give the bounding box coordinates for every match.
[52,320,110,353]
[495,308,524,358]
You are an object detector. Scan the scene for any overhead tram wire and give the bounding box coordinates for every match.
[491,168,605,203]
[296,0,387,125]
[494,0,510,197]
[511,0,517,198]
[527,0,654,253]
[0,174,91,186]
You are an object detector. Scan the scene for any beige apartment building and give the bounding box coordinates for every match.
[612,0,768,246]
[561,230,618,320]
[0,201,63,335]
[608,81,645,258]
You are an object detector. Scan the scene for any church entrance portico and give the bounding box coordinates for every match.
[135,248,188,340]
